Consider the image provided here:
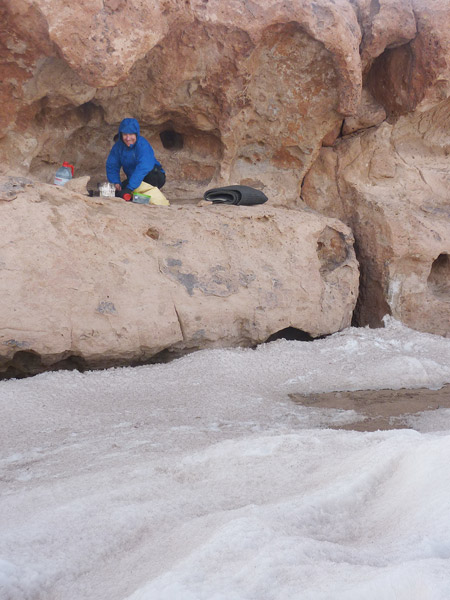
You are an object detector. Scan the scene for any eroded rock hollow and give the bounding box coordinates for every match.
[1,0,450,374]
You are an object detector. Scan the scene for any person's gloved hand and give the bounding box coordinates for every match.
[119,188,133,201]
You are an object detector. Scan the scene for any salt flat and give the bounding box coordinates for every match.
[1,318,450,600]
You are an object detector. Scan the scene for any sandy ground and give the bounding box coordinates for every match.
[289,384,450,431]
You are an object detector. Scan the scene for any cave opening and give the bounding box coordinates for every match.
[350,237,391,328]
[264,327,315,343]
[0,350,89,380]
[159,129,184,150]
[365,40,425,118]
[427,253,450,300]
[28,100,114,186]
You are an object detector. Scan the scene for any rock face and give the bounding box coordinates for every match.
[1,0,450,340]
[4,0,448,204]
[0,178,358,376]
[1,0,365,205]
[302,98,450,336]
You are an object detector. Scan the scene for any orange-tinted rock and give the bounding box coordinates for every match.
[321,122,343,147]
[1,0,448,201]
[1,0,364,205]
[367,0,450,116]
[1,0,450,339]
[303,98,450,336]
[342,89,386,135]
[356,0,417,73]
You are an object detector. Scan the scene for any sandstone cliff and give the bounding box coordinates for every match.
[0,0,449,373]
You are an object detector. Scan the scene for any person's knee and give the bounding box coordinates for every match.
[158,173,166,189]
[143,167,165,189]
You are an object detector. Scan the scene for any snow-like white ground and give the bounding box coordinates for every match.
[1,318,450,600]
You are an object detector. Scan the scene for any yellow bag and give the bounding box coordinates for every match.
[133,182,170,206]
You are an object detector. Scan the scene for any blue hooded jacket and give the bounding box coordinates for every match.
[106,118,164,190]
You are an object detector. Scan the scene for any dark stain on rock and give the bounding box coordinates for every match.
[97,301,117,314]
[192,328,206,340]
[3,339,30,349]
[239,272,256,287]
[165,240,188,248]
[206,265,237,296]
[176,272,199,295]
[163,260,237,297]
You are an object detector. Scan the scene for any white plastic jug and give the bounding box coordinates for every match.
[99,182,116,197]
[54,162,74,186]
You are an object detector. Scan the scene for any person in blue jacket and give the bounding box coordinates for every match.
[106,118,165,199]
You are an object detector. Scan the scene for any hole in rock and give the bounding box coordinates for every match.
[17,84,222,202]
[160,129,184,150]
[350,238,391,328]
[0,351,88,380]
[265,327,315,343]
[28,100,114,185]
[1,350,43,379]
[0,346,197,379]
[427,253,450,300]
[365,40,428,117]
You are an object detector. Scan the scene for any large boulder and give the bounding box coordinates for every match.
[0,178,358,376]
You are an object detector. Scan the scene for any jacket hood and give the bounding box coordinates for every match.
[118,118,140,137]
